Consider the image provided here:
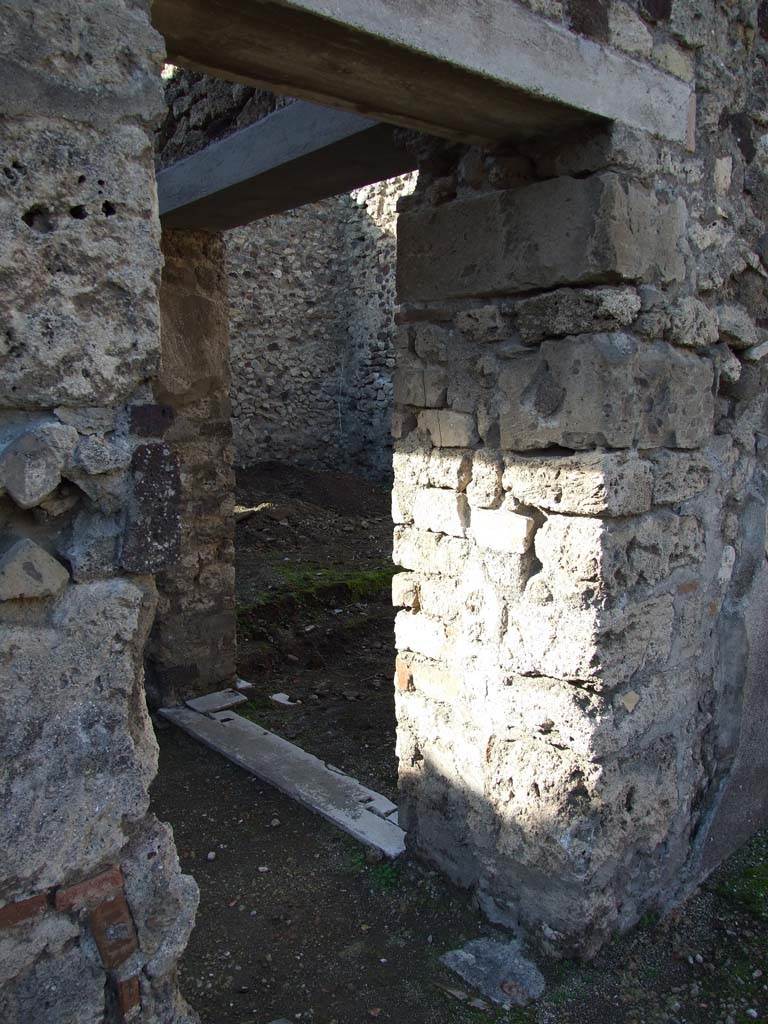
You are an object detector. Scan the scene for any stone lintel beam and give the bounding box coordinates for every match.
[153,0,694,147]
[157,102,417,231]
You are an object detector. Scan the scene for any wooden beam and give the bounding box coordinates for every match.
[157,101,416,231]
[153,0,693,147]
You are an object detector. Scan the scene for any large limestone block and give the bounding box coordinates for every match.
[535,510,704,600]
[505,594,674,688]
[490,666,701,760]
[398,174,684,301]
[471,508,536,554]
[502,450,653,516]
[395,610,447,659]
[0,579,158,900]
[0,538,69,600]
[498,335,713,451]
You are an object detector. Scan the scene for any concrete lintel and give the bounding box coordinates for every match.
[154,0,693,146]
[157,101,417,231]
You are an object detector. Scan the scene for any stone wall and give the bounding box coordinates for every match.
[158,69,414,481]
[392,1,768,958]
[0,2,197,1020]
[228,173,415,479]
[147,230,237,707]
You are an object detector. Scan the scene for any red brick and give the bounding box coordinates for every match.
[89,895,138,969]
[395,656,414,692]
[54,865,123,913]
[0,893,49,929]
[115,975,141,1021]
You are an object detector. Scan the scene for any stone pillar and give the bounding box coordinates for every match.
[0,2,198,1020]
[392,77,768,955]
[145,229,237,706]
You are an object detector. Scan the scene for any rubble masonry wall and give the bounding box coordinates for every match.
[0,2,198,1020]
[392,0,768,956]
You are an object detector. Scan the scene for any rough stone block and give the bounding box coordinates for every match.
[0,120,162,410]
[0,580,157,899]
[648,449,711,504]
[73,436,131,476]
[514,286,641,344]
[454,306,507,343]
[0,424,78,508]
[120,817,198,980]
[536,511,704,600]
[0,538,69,600]
[718,304,758,350]
[427,448,472,490]
[417,409,478,447]
[59,511,121,582]
[393,526,470,576]
[409,658,461,702]
[471,508,536,554]
[498,335,714,451]
[392,572,419,609]
[467,451,504,508]
[0,941,105,1024]
[120,444,181,573]
[502,451,653,516]
[395,610,447,659]
[412,487,469,537]
[398,174,684,302]
[505,594,674,688]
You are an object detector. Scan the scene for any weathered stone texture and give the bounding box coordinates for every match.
[392,0,768,959]
[147,229,236,706]
[1,3,198,1020]
[397,173,685,302]
[227,174,415,479]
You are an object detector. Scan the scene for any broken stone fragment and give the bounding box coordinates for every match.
[666,297,719,349]
[717,304,758,350]
[73,435,132,475]
[0,538,69,600]
[441,938,545,1008]
[514,286,641,345]
[0,424,78,509]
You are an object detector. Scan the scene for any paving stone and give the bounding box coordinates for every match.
[441,937,545,1008]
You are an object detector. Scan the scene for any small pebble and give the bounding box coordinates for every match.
[206,851,216,861]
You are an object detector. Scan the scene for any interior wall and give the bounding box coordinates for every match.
[227,173,416,480]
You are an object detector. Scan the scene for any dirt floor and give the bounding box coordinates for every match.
[232,462,398,800]
[150,463,768,1024]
